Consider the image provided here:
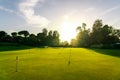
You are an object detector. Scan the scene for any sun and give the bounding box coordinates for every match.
[59,14,82,43]
[60,19,79,43]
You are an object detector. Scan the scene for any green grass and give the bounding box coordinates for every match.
[0,46,120,80]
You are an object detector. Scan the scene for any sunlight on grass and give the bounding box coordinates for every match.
[0,47,120,80]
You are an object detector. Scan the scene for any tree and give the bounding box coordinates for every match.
[11,32,18,43]
[76,26,82,32]
[52,30,60,46]
[60,41,69,47]
[37,33,44,46]
[112,29,120,38]
[48,30,53,37]
[18,30,29,45]
[11,32,17,37]
[0,31,7,42]
[28,34,38,46]
[18,30,29,38]
[70,39,77,47]
[37,28,48,46]
[82,23,86,31]
[101,25,113,44]
[47,30,53,46]
[91,23,119,45]
[40,28,48,46]
[92,19,103,32]
[4,35,12,42]
[76,23,90,47]
[90,19,103,44]
[42,28,48,38]
[29,34,36,38]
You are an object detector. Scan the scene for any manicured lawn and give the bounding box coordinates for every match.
[0,46,120,80]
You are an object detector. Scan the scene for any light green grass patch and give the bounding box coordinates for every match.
[0,47,120,80]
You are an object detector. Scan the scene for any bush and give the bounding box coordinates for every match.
[90,43,120,49]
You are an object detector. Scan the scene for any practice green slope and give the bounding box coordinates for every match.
[0,47,120,80]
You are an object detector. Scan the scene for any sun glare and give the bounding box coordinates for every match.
[60,19,80,43]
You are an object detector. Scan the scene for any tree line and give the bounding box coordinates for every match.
[71,19,120,48]
[0,28,60,46]
[0,19,120,48]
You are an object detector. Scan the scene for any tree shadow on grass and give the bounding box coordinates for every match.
[0,45,32,52]
[89,48,120,58]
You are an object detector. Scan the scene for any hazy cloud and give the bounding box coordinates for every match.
[84,7,95,12]
[100,5,120,16]
[0,6,20,15]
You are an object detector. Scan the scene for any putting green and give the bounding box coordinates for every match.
[0,47,120,80]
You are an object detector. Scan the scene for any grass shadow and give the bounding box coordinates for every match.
[0,45,32,52]
[89,48,120,58]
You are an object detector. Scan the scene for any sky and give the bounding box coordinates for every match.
[0,0,120,42]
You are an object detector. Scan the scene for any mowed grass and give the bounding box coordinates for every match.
[0,46,120,80]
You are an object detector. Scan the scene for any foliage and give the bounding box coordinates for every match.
[73,19,120,48]
[75,23,91,47]
[18,30,29,38]
[0,31,7,41]
[0,29,60,47]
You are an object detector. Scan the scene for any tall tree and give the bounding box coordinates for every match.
[101,25,113,44]
[48,30,53,37]
[90,19,103,44]
[47,30,53,46]
[76,23,90,47]
[42,28,48,38]
[53,30,60,46]
[92,19,103,32]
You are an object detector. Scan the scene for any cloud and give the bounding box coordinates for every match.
[84,7,95,12]
[0,6,20,15]
[19,0,50,27]
[63,10,78,20]
[99,5,120,16]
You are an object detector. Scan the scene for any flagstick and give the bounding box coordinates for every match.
[16,56,18,72]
